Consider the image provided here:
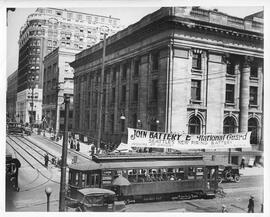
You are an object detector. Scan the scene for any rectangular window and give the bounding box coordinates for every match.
[111,87,115,104]
[112,67,117,82]
[67,12,73,19]
[226,84,235,103]
[132,114,137,128]
[250,62,258,78]
[192,53,202,70]
[134,59,140,77]
[191,80,201,100]
[226,60,235,75]
[152,52,159,71]
[122,63,127,80]
[133,83,138,102]
[77,14,82,20]
[250,86,258,105]
[151,80,158,101]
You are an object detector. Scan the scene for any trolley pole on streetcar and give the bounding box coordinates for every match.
[59,94,70,211]
[97,31,107,152]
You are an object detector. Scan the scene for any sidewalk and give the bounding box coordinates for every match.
[239,166,264,177]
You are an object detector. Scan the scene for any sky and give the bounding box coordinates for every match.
[5,6,264,77]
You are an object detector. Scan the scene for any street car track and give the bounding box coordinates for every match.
[6,136,60,191]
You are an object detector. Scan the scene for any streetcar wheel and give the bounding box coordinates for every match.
[234,175,240,183]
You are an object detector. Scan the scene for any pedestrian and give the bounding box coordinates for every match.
[76,140,80,152]
[90,143,95,156]
[51,157,56,165]
[44,153,49,167]
[248,195,255,213]
[240,156,245,169]
[70,138,74,149]
[221,204,228,213]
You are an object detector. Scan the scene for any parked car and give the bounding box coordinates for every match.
[22,124,32,136]
[218,164,240,183]
[66,188,124,212]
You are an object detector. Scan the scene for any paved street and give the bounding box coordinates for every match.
[6,134,264,212]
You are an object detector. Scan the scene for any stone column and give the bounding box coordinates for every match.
[239,57,250,132]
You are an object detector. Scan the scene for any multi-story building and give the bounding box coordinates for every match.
[71,7,263,164]
[6,70,18,122]
[43,47,80,134]
[16,7,121,124]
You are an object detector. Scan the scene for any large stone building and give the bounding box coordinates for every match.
[6,70,18,122]
[16,7,121,124]
[43,47,80,134]
[71,7,263,164]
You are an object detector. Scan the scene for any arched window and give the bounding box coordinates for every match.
[188,116,201,134]
[223,117,237,134]
[248,118,258,144]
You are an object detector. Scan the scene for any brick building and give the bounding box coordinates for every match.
[71,7,263,164]
[16,7,121,124]
[43,47,80,134]
[6,70,18,122]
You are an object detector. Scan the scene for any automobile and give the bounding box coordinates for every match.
[22,124,32,136]
[218,164,240,183]
[66,188,124,212]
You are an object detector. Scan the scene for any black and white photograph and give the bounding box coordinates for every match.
[1,0,269,214]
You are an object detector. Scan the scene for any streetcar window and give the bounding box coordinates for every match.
[176,168,185,180]
[95,174,100,186]
[91,175,95,185]
[128,169,137,183]
[86,173,91,185]
[196,167,204,179]
[82,173,86,187]
[75,172,79,185]
[206,167,217,180]
[188,167,195,180]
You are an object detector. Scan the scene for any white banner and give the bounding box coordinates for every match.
[127,128,251,150]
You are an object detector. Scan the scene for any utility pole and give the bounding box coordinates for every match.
[59,94,70,211]
[97,32,107,152]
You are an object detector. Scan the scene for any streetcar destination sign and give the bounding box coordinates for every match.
[127,128,251,150]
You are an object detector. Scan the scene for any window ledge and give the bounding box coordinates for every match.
[249,76,259,81]
[225,102,236,107]
[191,68,203,73]
[190,99,202,104]
[226,73,236,78]
[249,104,259,108]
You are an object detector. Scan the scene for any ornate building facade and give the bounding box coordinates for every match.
[16,7,121,124]
[71,7,263,163]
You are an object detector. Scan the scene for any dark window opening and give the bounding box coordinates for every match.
[226,84,235,103]
[191,80,201,100]
[223,117,236,134]
[152,52,159,71]
[188,116,201,134]
[250,86,258,105]
[151,80,158,101]
[192,53,201,70]
[248,118,258,144]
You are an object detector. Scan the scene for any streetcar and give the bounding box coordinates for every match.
[7,122,24,135]
[6,150,21,191]
[68,153,219,203]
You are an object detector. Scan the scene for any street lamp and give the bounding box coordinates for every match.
[45,186,52,212]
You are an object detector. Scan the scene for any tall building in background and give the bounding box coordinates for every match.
[16,7,121,124]
[43,47,80,135]
[71,7,263,164]
[6,70,18,122]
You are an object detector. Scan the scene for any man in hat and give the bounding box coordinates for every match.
[248,195,255,213]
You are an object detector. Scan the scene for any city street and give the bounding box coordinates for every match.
[6,134,264,212]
